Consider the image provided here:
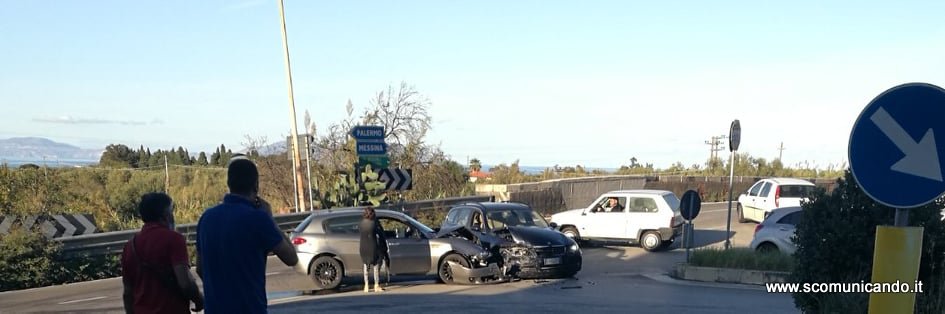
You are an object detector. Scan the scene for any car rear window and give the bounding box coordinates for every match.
[779,185,816,198]
[323,215,361,234]
[663,194,680,213]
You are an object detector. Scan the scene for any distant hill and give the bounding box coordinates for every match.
[0,137,102,161]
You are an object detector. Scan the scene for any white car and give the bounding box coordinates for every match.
[749,206,802,255]
[550,190,684,252]
[737,178,816,223]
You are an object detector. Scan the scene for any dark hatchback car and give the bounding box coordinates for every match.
[441,202,582,279]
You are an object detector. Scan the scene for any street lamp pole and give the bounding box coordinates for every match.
[277,0,307,213]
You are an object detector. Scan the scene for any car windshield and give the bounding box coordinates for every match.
[780,185,816,198]
[487,209,549,229]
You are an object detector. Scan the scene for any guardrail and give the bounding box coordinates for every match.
[58,195,493,258]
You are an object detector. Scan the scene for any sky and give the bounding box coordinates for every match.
[2,0,944,169]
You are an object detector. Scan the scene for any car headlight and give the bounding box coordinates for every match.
[569,243,579,252]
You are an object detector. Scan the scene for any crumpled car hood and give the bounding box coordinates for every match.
[505,226,571,247]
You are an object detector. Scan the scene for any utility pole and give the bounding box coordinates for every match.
[778,142,786,161]
[305,134,314,211]
[164,155,169,192]
[704,135,727,165]
[277,0,307,213]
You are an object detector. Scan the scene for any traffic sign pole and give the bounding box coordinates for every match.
[868,226,923,314]
[725,119,740,250]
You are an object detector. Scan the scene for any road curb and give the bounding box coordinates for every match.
[671,263,790,286]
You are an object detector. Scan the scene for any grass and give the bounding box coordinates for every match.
[689,247,795,273]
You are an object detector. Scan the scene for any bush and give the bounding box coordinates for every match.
[689,247,794,272]
[790,170,945,314]
[0,228,120,292]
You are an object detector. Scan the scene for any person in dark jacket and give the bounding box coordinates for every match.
[359,207,388,292]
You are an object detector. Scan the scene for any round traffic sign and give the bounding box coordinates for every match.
[848,82,945,208]
[729,120,741,152]
[680,190,702,221]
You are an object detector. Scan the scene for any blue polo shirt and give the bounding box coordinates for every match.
[196,194,283,314]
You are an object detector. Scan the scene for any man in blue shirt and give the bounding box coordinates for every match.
[196,157,298,313]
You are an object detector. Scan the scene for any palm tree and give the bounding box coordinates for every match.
[469,158,482,172]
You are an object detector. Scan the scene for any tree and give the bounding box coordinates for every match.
[196,152,209,166]
[469,158,482,172]
[99,144,138,168]
[790,170,945,313]
[137,145,149,168]
[361,81,432,147]
[210,147,221,166]
[177,147,190,166]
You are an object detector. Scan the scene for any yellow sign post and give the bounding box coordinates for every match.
[868,225,924,314]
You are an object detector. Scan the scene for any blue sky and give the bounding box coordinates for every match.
[2,0,944,169]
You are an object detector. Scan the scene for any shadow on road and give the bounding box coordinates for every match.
[686,230,736,249]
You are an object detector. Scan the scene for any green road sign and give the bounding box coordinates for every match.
[359,155,389,169]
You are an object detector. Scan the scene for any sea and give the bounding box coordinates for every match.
[1,158,98,168]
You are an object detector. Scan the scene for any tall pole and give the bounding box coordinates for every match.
[305,135,314,211]
[291,141,299,212]
[725,151,734,249]
[277,0,307,213]
[164,155,169,192]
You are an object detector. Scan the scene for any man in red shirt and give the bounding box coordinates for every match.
[121,192,203,314]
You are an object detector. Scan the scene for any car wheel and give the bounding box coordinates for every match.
[737,204,748,223]
[561,226,581,241]
[438,253,471,284]
[641,231,663,252]
[310,256,343,290]
[757,242,779,254]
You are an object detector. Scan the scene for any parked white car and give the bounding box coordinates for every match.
[550,190,684,252]
[737,178,816,223]
[750,206,803,255]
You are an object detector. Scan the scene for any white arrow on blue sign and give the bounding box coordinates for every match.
[849,82,945,208]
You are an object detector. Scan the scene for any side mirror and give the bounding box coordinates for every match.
[549,222,559,229]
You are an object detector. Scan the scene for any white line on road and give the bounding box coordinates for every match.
[58,296,106,305]
[266,272,281,276]
[700,208,730,214]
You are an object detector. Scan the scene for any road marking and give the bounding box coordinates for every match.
[266,272,281,276]
[642,273,765,291]
[700,208,730,214]
[58,296,106,305]
[699,225,735,230]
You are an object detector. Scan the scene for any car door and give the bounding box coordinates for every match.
[744,181,764,218]
[320,215,363,271]
[772,211,801,253]
[378,216,432,275]
[626,196,659,241]
[583,195,628,239]
[754,182,773,221]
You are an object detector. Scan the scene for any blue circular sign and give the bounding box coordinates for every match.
[849,82,945,208]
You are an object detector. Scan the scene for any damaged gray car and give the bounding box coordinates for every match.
[440,202,583,279]
[289,208,512,290]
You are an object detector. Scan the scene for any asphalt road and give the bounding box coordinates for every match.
[0,202,792,313]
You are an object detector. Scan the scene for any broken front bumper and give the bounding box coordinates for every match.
[446,261,505,284]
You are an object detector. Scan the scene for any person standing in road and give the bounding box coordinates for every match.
[121,192,204,314]
[359,206,388,292]
[196,157,298,314]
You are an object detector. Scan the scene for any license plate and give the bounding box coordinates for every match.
[544,257,561,265]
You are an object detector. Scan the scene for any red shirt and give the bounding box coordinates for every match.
[121,222,190,314]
